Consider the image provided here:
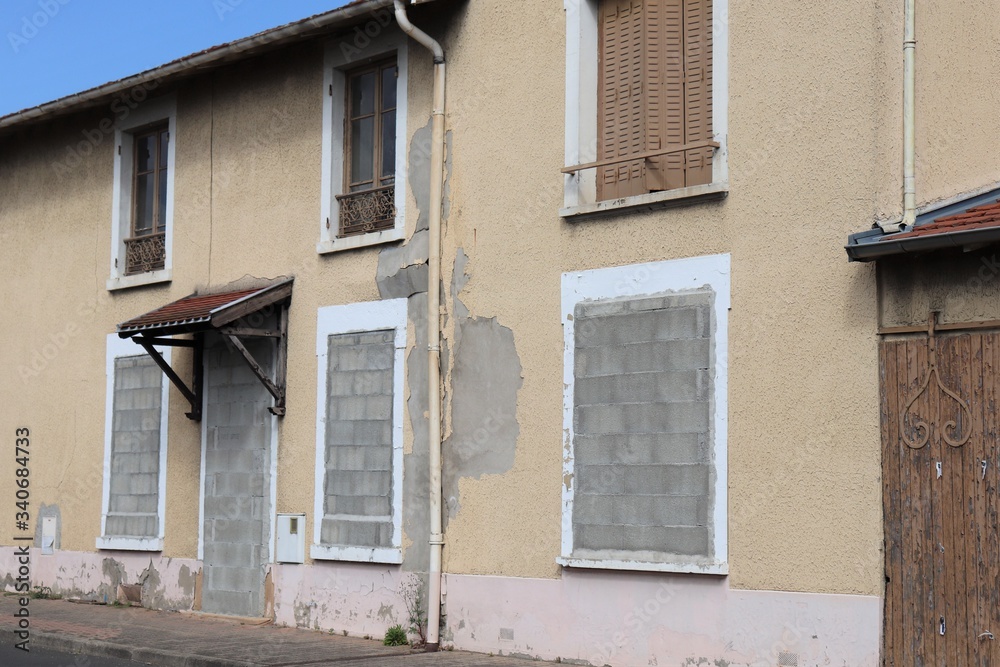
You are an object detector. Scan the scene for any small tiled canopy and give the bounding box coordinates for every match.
[117,279,293,420]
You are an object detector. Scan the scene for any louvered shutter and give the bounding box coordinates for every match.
[598,0,647,200]
[645,0,685,190]
[598,0,713,198]
[682,0,713,186]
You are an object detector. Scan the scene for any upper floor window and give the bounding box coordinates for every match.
[128,123,169,275]
[340,58,398,237]
[563,0,728,218]
[320,31,408,254]
[108,94,176,291]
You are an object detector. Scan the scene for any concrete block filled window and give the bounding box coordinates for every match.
[97,335,170,551]
[559,254,729,573]
[108,94,176,291]
[320,30,408,254]
[313,298,406,563]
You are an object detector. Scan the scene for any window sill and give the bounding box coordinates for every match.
[318,225,405,254]
[106,269,172,292]
[96,536,163,552]
[561,181,729,222]
[310,544,402,564]
[557,555,728,576]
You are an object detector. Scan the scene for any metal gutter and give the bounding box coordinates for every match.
[0,0,406,133]
[846,224,1000,262]
[846,186,1000,262]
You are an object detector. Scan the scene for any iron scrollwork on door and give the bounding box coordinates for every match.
[900,313,973,449]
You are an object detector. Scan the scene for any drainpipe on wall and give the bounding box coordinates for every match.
[883,0,916,233]
[393,0,446,652]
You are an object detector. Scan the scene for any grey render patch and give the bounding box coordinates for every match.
[442,249,523,521]
[402,292,431,573]
[376,229,429,299]
[34,503,61,551]
[571,288,716,563]
[101,557,127,603]
[407,121,452,234]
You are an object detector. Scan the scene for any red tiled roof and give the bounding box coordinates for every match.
[118,288,262,333]
[890,199,1000,240]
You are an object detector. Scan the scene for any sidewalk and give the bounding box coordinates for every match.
[0,595,549,667]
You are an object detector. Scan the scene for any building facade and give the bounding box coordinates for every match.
[3,0,998,664]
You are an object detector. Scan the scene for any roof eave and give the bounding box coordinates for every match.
[845,225,1000,262]
[0,0,408,134]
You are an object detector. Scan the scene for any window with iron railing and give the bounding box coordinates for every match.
[338,58,397,237]
[125,124,168,275]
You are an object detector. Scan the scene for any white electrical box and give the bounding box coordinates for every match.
[276,513,306,564]
[41,516,57,555]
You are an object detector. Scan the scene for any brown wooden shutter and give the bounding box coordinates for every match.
[645,0,685,191]
[598,0,713,199]
[682,0,713,187]
[598,0,648,200]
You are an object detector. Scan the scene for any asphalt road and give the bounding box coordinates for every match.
[0,643,150,666]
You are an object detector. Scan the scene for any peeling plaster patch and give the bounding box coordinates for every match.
[101,558,126,603]
[264,568,275,620]
[403,292,431,573]
[194,567,203,611]
[442,317,522,519]
[137,560,164,609]
[377,602,396,622]
[408,121,453,233]
[177,565,197,598]
[442,251,523,520]
[377,229,429,299]
[450,249,471,322]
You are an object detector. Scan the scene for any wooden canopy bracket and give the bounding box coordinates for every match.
[134,334,203,421]
[224,301,289,417]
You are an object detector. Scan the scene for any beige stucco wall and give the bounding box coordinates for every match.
[3,0,998,608]
[436,0,883,596]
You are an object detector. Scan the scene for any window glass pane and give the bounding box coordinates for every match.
[381,65,397,110]
[134,172,154,234]
[351,117,374,186]
[157,169,167,232]
[158,131,168,170]
[380,110,396,181]
[350,71,376,117]
[136,134,155,172]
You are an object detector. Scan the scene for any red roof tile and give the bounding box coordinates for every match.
[890,199,1000,240]
[118,288,263,333]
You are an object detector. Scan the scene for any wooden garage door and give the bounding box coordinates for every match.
[881,331,1000,666]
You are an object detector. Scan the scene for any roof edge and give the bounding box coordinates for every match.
[0,0,400,133]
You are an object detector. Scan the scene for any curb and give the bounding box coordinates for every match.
[5,629,262,667]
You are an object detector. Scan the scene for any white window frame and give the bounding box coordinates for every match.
[319,31,409,254]
[558,254,730,574]
[561,0,729,218]
[97,334,170,551]
[107,94,176,291]
[312,298,407,563]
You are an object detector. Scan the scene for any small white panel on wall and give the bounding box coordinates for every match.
[276,513,306,564]
[41,516,56,555]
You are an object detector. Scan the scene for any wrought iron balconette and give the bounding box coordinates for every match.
[124,232,166,275]
[337,185,395,237]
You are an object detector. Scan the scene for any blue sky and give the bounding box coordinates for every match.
[0,0,352,116]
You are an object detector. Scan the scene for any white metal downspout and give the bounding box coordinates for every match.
[885,0,917,233]
[393,0,446,652]
[902,0,917,229]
